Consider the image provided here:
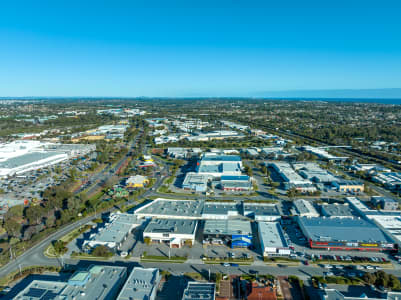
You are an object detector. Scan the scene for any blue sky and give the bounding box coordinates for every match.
[0,1,400,97]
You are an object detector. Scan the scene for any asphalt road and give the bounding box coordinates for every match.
[78,133,142,196]
[0,214,96,278]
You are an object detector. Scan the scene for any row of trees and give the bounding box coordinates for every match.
[363,271,401,290]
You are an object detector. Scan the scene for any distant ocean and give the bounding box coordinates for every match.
[1,96,401,105]
[261,98,401,105]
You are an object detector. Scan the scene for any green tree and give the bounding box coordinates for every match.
[53,240,67,255]
[375,271,389,288]
[92,245,112,257]
[286,187,297,199]
[388,274,401,290]
[25,205,43,225]
[4,219,22,238]
[363,272,376,285]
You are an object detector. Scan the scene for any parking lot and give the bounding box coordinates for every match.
[0,156,94,203]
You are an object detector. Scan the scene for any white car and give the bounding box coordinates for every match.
[223,263,230,267]
[120,251,128,258]
[324,264,333,269]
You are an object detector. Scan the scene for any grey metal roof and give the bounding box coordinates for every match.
[144,219,198,235]
[136,199,204,218]
[258,222,288,249]
[0,151,65,168]
[298,217,391,243]
[14,265,127,300]
[221,181,252,189]
[204,219,252,236]
[321,204,355,217]
[117,267,160,300]
[293,199,319,215]
[182,282,215,300]
[243,203,281,217]
[203,202,239,215]
[202,155,241,162]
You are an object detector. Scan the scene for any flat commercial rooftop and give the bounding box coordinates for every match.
[85,213,143,248]
[117,267,160,300]
[204,219,252,236]
[135,199,204,219]
[201,155,241,162]
[293,199,319,216]
[321,204,355,217]
[198,164,220,173]
[135,199,281,220]
[221,175,250,181]
[203,202,239,216]
[0,151,66,169]
[259,222,288,249]
[298,217,391,243]
[144,218,198,235]
[14,265,127,300]
[369,215,401,245]
[221,181,252,189]
[244,203,281,217]
[182,282,216,300]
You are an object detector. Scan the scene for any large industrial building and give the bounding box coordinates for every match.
[182,172,211,192]
[135,198,280,221]
[203,219,253,248]
[372,172,401,192]
[269,162,316,192]
[219,175,252,191]
[83,213,144,252]
[294,162,338,184]
[297,217,394,251]
[243,203,281,221]
[320,203,356,218]
[346,198,401,248]
[117,267,161,300]
[291,199,320,217]
[258,222,291,257]
[0,140,95,178]
[371,196,399,211]
[202,202,240,219]
[332,180,364,193]
[196,154,243,178]
[14,265,127,300]
[135,199,204,220]
[301,145,348,162]
[143,219,198,248]
[368,215,401,248]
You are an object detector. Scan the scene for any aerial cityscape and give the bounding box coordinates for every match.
[1,1,401,300]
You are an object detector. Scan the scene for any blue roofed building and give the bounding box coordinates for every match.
[203,219,253,248]
[297,217,394,251]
